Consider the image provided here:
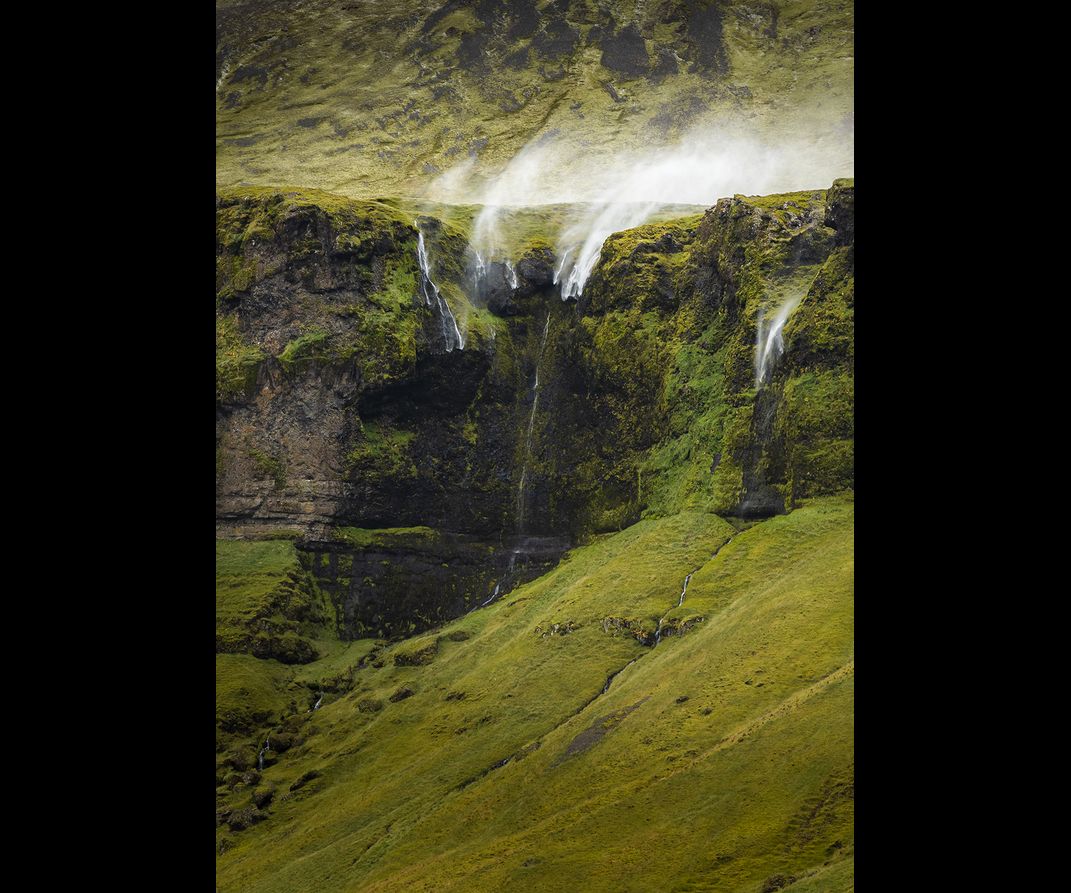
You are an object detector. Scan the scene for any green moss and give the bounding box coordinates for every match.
[247,447,286,490]
[785,246,855,368]
[331,526,440,548]
[216,540,303,630]
[344,422,417,481]
[216,314,265,402]
[278,329,330,369]
[215,500,853,892]
[217,653,293,734]
[777,370,855,506]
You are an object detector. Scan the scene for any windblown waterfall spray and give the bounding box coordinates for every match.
[755,295,802,386]
[428,125,850,301]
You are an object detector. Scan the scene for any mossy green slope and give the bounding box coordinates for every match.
[216,0,854,198]
[216,496,853,891]
[215,539,380,749]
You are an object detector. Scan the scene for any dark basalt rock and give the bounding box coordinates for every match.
[475,262,517,314]
[826,180,855,246]
[685,2,729,76]
[600,24,649,77]
[649,46,680,83]
[532,19,579,60]
[516,248,555,293]
[226,806,265,831]
[506,0,539,40]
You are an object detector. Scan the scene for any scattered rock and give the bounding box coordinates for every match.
[535,620,578,637]
[394,639,439,666]
[600,24,649,76]
[226,806,265,831]
[269,732,295,753]
[389,686,414,702]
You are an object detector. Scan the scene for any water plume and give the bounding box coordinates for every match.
[469,140,559,295]
[755,294,801,387]
[428,118,851,300]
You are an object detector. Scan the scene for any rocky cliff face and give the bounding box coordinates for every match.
[216,179,853,635]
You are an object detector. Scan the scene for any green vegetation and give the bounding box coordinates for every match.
[216,0,854,200]
[216,540,382,748]
[216,497,853,892]
[344,423,418,481]
[247,447,286,490]
[278,329,329,368]
[331,526,440,549]
[216,313,265,402]
[215,177,854,889]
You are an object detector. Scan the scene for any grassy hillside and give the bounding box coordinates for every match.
[216,0,854,198]
[216,495,853,891]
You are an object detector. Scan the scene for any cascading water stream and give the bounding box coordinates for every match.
[604,538,733,693]
[415,225,465,351]
[677,573,693,607]
[471,249,520,298]
[554,200,659,300]
[655,569,698,645]
[516,314,552,532]
[755,295,801,387]
[257,736,270,771]
[312,692,323,711]
[481,582,501,607]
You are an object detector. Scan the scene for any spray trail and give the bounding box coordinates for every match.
[755,295,801,386]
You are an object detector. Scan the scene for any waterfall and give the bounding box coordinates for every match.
[257,736,270,771]
[481,582,501,607]
[471,247,519,300]
[755,295,801,387]
[554,200,659,300]
[313,692,323,711]
[677,573,693,607]
[415,225,465,351]
[516,314,552,531]
[472,248,489,296]
[655,570,697,646]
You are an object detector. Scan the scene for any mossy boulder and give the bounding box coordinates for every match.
[394,639,438,666]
